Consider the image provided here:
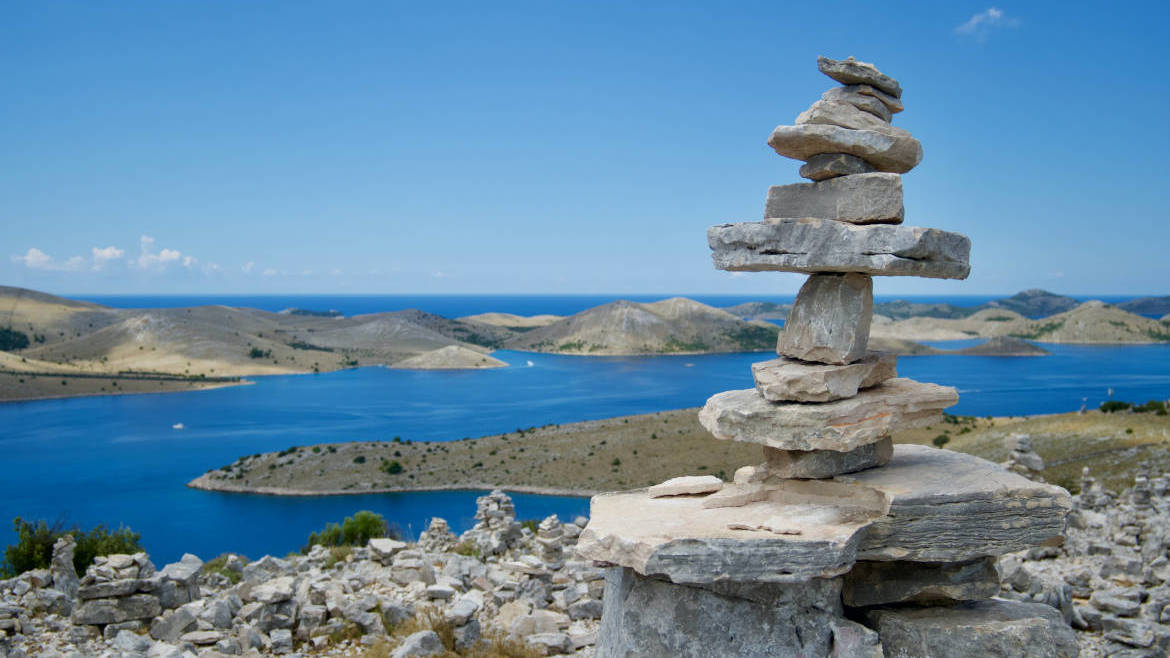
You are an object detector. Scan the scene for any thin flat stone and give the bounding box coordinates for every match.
[799,153,875,182]
[648,475,723,498]
[768,124,922,174]
[845,444,1073,562]
[577,446,1070,585]
[765,437,893,480]
[797,100,893,133]
[863,599,1079,658]
[752,353,897,402]
[764,173,903,224]
[780,273,873,364]
[842,557,1000,607]
[817,56,902,98]
[822,86,893,122]
[708,218,971,280]
[699,378,958,452]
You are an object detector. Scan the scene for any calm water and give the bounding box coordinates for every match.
[3,343,1170,564]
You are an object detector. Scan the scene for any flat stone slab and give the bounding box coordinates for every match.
[863,599,1079,658]
[578,446,1069,585]
[648,475,723,498]
[764,172,903,224]
[768,124,922,174]
[699,378,958,452]
[824,84,903,117]
[708,219,971,280]
[799,152,875,181]
[818,56,902,98]
[842,557,1000,607]
[752,353,897,402]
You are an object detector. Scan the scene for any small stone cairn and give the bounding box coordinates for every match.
[578,56,1079,657]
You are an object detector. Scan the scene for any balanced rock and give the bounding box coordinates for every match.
[648,475,723,498]
[768,124,922,174]
[780,273,873,364]
[841,557,1000,607]
[823,84,903,117]
[764,173,903,224]
[817,56,902,98]
[799,152,875,181]
[863,599,1079,658]
[797,100,895,133]
[577,446,1069,585]
[708,218,971,279]
[764,436,893,480]
[597,567,843,658]
[752,353,896,402]
[699,378,957,452]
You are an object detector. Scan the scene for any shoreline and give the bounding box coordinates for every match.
[187,477,598,498]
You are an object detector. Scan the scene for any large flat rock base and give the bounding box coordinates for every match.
[597,567,847,658]
[863,599,1079,658]
[576,446,1071,585]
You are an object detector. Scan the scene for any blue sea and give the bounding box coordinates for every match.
[2,294,1169,565]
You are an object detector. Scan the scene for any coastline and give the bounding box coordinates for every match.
[187,477,598,498]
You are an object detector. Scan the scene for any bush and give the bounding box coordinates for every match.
[1100,400,1133,413]
[0,327,30,351]
[303,510,395,552]
[353,455,366,464]
[932,434,951,448]
[1,517,142,578]
[381,459,404,475]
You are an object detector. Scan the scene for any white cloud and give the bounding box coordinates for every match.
[182,255,197,268]
[91,245,125,270]
[11,247,85,271]
[134,235,183,270]
[956,7,1019,40]
[242,261,255,274]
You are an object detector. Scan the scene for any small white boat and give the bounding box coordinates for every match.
[526,360,534,367]
[172,423,185,430]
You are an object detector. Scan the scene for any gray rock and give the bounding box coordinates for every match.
[797,100,893,132]
[765,173,902,224]
[817,56,902,98]
[112,629,153,653]
[269,628,293,654]
[453,618,481,652]
[249,576,295,603]
[841,557,1000,607]
[392,630,444,658]
[829,618,884,657]
[180,629,223,646]
[864,599,1079,658]
[368,537,407,564]
[768,124,922,174]
[146,643,183,658]
[699,378,958,452]
[752,352,896,402]
[71,593,161,625]
[708,218,971,280]
[799,152,876,181]
[149,606,197,641]
[103,619,147,639]
[780,273,873,364]
[824,84,903,116]
[445,596,480,625]
[764,437,893,479]
[78,578,145,600]
[50,535,79,600]
[527,632,573,654]
[1092,590,1142,617]
[597,567,841,657]
[568,598,603,620]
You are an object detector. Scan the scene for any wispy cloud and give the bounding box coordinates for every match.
[956,7,1019,41]
[91,246,125,270]
[134,235,183,270]
[12,247,86,271]
[242,261,255,274]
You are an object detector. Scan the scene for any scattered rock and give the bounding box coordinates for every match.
[647,475,723,498]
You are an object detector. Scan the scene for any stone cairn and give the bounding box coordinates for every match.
[578,56,1079,657]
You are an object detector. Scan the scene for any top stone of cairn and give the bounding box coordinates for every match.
[817,56,902,99]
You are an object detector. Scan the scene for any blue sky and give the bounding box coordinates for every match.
[2,1,1168,296]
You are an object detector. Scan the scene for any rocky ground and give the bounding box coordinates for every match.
[9,451,1170,657]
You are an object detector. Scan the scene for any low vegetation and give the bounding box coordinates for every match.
[0,517,142,578]
[302,510,398,553]
[0,327,30,351]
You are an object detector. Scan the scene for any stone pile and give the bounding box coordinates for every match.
[1004,433,1047,482]
[578,56,1078,657]
[0,491,604,657]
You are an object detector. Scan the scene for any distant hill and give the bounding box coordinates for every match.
[722,302,790,321]
[1119,296,1170,316]
[952,336,1048,356]
[872,300,973,320]
[458,312,563,329]
[503,297,779,355]
[978,289,1080,317]
[392,345,508,370]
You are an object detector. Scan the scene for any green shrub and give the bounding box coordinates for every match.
[1100,400,1133,413]
[248,347,272,359]
[932,434,951,448]
[302,510,395,552]
[1,517,142,578]
[381,460,404,475]
[0,327,30,351]
[353,455,366,464]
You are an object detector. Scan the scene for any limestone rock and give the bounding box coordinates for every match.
[50,535,79,600]
[797,100,894,133]
[863,599,1079,658]
[71,593,161,625]
[768,124,922,174]
[764,437,893,480]
[764,173,903,224]
[393,630,445,658]
[780,273,873,364]
[817,56,902,98]
[752,353,896,402]
[842,557,1000,607]
[847,445,1073,562]
[799,152,876,181]
[708,218,971,279]
[596,567,842,657]
[648,475,723,498]
[823,84,903,117]
[699,378,958,452]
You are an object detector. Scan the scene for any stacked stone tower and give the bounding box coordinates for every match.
[578,57,1078,657]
